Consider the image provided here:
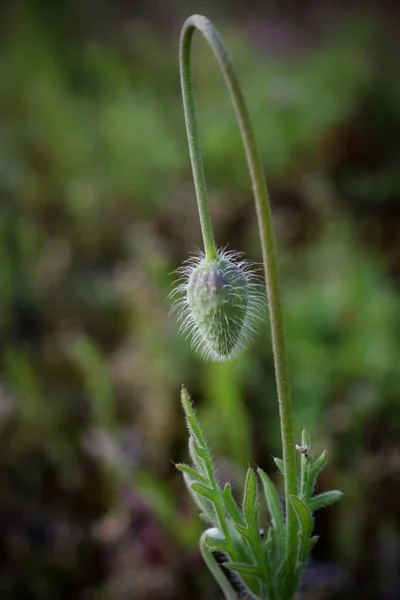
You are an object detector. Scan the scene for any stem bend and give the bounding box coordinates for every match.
[180,13,298,584]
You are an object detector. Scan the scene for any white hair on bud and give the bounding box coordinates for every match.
[170,248,266,361]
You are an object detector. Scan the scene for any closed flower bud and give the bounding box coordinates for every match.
[171,249,265,361]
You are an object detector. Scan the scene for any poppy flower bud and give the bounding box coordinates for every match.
[171,249,265,361]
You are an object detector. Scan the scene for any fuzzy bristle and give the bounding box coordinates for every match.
[170,248,266,361]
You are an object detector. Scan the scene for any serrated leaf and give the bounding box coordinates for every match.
[176,463,208,485]
[188,436,206,474]
[258,468,285,562]
[183,473,216,523]
[194,443,212,462]
[273,457,284,474]
[192,482,216,502]
[290,495,313,563]
[222,483,245,527]
[309,490,343,511]
[235,522,251,541]
[186,416,206,448]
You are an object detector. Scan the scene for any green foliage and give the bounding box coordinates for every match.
[258,469,285,561]
[177,388,342,599]
[177,387,272,599]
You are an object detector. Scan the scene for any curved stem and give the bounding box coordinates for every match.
[180,14,298,589]
[200,531,238,600]
[180,23,217,260]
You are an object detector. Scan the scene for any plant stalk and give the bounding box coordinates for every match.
[180,22,217,260]
[200,531,238,600]
[180,14,299,593]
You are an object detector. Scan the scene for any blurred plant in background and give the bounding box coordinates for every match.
[0,2,399,599]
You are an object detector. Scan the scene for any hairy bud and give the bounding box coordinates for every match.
[170,249,265,361]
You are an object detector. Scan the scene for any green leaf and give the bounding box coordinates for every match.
[192,442,211,462]
[222,483,245,527]
[192,481,216,502]
[235,522,251,541]
[276,557,292,599]
[243,468,257,514]
[175,463,208,485]
[309,490,343,511]
[258,468,285,562]
[264,532,276,582]
[290,495,313,563]
[301,429,311,449]
[188,436,206,474]
[291,496,312,536]
[199,512,212,523]
[311,450,328,477]
[242,468,260,541]
[183,473,216,523]
[273,457,284,474]
[181,386,207,448]
[186,415,206,448]
[300,449,313,502]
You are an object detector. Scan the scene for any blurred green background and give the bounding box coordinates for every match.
[0,1,399,599]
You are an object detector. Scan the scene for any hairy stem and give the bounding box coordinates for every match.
[199,531,238,600]
[180,22,217,260]
[180,14,299,591]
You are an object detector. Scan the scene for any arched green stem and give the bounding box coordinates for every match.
[180,14,298,591]
[180,20,217,260]
[199,531,238,600]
